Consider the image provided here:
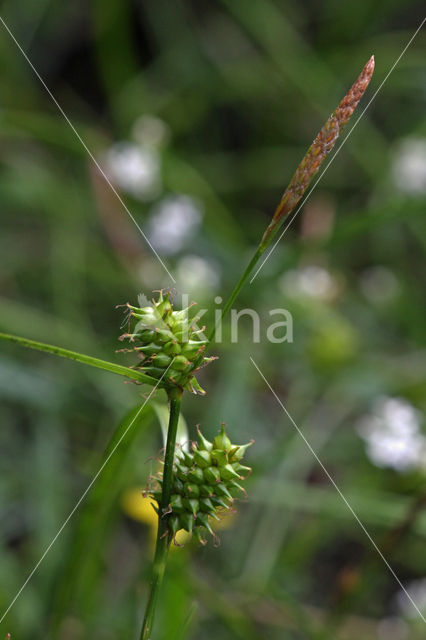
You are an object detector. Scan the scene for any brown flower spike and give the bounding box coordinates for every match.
[261,56,375,248]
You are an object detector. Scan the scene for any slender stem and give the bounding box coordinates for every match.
[208,245,264,344]
[140,387,183,640]
[190,246,264,373]
[0,332,162,387]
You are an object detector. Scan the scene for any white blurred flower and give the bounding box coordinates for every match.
[377,617,408,640]
[357,397,425,472]
[147,195,203,255]
[392,138,426,194]
[176,255,220,292]
[132,115,170,148]
[105,142,161,200]
[396,578,426,619]
[280,265,339,301]
[359,266,399,304]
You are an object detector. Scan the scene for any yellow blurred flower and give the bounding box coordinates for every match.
[121,488,192,548]
[122,488,157,528]
[121,487,237,547]
[213,508,236,531]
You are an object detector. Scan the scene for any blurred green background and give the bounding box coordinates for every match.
[1,1,426,638]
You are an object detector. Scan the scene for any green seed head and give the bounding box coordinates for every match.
[193,449,211,469]
[169,515,180,535]
[195,513,214,535]
[155,328,175,344]
[187,467,204,485]
[172,355,192,372]
[176,465,189,482]
[197,427,213,451]
[228,440,254,462]
[170,494,184,513]
[179,450,193,467]
[183,498,199,517]
[173,477,184,493]
[138,329,156,342]
[211,496,232,510]
[199,484,214,498]
[220,464,242,482]
[155,291,173,317]
[184,482,200,497]
[199,497,215,514]
[181,341,206,358]
[150,425,253,545]
[232,463,252,478]
[203,466,221,484]
[152,353,172,368]
[210,449,228,467]
[213,424,232,451]
[119,292,215,394]
[215,483,232,500]
[163,340,181,356]
[138,342,161,356]
[142,366,166,379]
[179,512,194,533]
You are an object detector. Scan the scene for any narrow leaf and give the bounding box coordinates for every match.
[152,401,189,451]
[0,332,162,387]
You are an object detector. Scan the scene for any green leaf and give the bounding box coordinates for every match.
[152,401,189,450]
[0,332,163,388]
[51,402,156,629]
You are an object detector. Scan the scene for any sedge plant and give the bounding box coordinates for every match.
[0,57,374,639]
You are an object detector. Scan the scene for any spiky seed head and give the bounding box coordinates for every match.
[197,427,213,451]
[118,291,216,394]
[203,466,221,484]
[193,449,211,469]
[187,467,205,485]
[210,449,228,467]
[184,482,200,497]
[150,424,253,545]
[228,440,254,462]
[213,424,232,451]
[220,464,242,482]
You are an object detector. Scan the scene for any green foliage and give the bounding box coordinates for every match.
[1,2,426,639]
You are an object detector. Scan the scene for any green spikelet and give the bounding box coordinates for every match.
[213,423,232,451]
[196,427,213,451]
[151,424,253,545]
[193,449,211,468]
[118,291,216,395]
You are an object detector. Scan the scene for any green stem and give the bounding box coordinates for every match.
[0,332,161,387]
[208,245,264,343]
[140,387,183,640]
